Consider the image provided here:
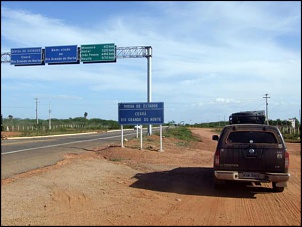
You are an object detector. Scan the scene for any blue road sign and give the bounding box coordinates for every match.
[118,102,164,125]
[45,45,78,63]
[10,47,42,65]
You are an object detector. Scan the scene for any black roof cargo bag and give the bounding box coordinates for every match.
[229,110,265,124]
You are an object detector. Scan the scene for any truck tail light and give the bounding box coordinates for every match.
[285,149,289,169]
[214,149,220,167]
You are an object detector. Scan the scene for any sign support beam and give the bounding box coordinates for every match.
[146,46,152,135]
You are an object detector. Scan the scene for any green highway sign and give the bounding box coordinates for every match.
[80,43,116,62]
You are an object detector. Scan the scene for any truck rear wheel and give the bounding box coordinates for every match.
[272,182,284,192]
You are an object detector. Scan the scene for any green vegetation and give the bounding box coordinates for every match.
[2,115,300,143]
[108,158,125,162]
[155,126,200,142]
[1,117,124,137]
[192,121,300,143]
[282,134,301,143]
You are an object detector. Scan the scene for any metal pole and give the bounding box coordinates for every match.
[263,94,270,125]
[49,102,51,130]
[159,125,163,152]
[121,125,124,148]
[35,98,38,126]
[147,46,152,135]
[140,125,143,149]
[136,125,139,138]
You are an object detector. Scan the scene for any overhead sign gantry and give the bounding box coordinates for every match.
[2,44,156,135]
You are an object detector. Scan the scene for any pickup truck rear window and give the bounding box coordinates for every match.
[226,131,277,144]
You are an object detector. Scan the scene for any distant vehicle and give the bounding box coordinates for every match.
[212,110,290,192]
[134,125,142,130]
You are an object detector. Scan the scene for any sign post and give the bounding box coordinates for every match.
[160,125,163,151]
[121,125,124,148]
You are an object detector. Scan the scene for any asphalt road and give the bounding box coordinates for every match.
[1,128,158,179]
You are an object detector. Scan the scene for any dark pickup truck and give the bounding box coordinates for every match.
[212,111,290,192]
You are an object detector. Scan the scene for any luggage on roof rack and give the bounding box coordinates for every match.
[229,110,265,124]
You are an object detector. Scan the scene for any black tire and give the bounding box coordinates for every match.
[272,182,284,192]
[230,111,265,124]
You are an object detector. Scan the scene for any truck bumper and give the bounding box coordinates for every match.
[214,171,290,183]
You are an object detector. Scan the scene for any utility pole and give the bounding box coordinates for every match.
[49,102,52,130]
[35,98,39,126]
[298,109,301,135]
[218,115,220,127]
[263,94,270,125]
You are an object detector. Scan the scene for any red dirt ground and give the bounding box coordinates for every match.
[1,128,301,226]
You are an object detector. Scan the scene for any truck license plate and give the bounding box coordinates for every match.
[242,172,259,179]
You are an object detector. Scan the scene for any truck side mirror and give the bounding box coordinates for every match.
[212,135,219,141]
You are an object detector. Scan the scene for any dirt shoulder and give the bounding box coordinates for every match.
[1,131,22,139]
[1,128,301,226]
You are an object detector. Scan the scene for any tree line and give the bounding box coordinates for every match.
[1,115,122,131]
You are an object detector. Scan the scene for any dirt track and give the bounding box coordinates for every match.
[1,128,301,226]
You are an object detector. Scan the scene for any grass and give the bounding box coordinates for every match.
[108,157,124,162]
[155,126,200,142]
[18,128,101,137]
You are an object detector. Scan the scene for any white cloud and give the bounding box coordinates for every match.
[1,2,301,123]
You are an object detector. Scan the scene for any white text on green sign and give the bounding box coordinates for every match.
[81,43,115,62]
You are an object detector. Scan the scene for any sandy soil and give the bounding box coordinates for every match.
[1,131,22,139]
[1,128,301,226]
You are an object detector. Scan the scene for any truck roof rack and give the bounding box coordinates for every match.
[229,110,265,124]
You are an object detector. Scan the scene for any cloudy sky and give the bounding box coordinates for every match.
[1,1,301,124]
